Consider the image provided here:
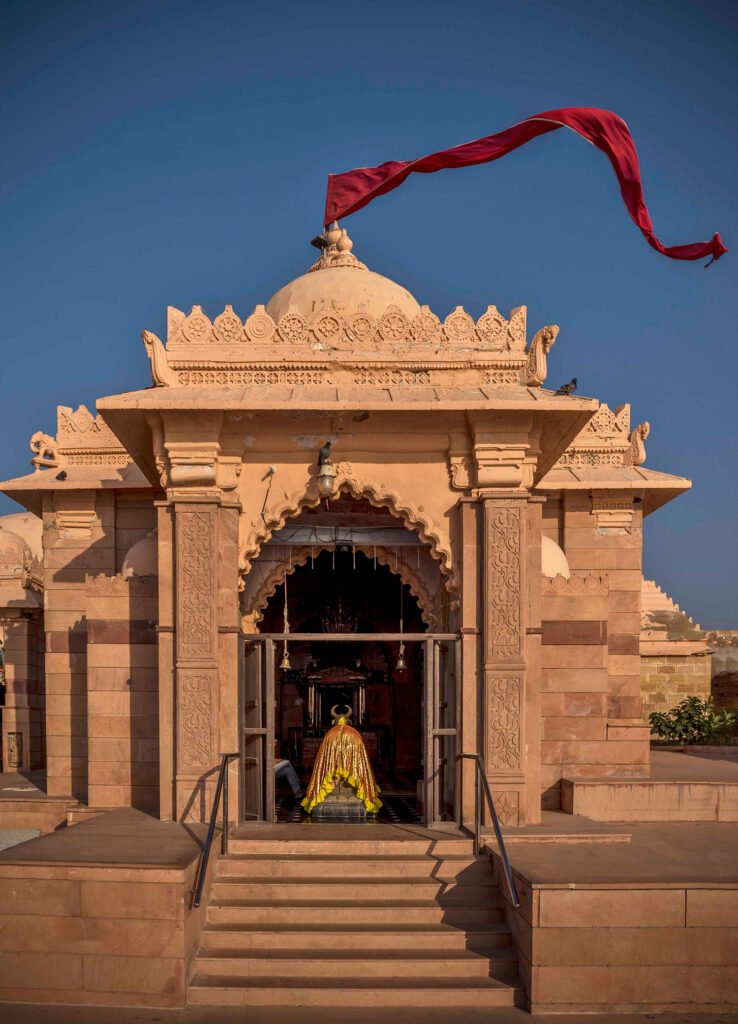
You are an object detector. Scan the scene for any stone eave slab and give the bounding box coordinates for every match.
[96,385,598,488]
[0,464,151,517]
[536,465,692,516]
[96,383,598,412]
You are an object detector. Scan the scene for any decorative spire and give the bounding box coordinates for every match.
[309,221,367,274]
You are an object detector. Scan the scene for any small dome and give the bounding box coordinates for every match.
[0,512,41,561]
[266,226,421,322]
[0,528,32,574]
[122,532,158,578]
[541,536,571,579]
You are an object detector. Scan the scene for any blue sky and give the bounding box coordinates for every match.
[2,0,736,626]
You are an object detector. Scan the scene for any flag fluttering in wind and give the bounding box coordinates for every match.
[324,107,726,265]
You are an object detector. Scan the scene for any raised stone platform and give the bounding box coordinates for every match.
[0,773,77,836]
[562,749,738,822]
[0,808,209,1008]
[490,818,738,1013]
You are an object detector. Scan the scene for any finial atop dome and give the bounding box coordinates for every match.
[308,222,366,274]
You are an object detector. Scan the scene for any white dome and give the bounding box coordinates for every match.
[541,536,571,579]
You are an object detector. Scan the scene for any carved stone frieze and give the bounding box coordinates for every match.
[490,789,520,827]
[176,508,217,661]
[29,404,132,472]
[591,497,636,533]
[486,676,521,770]
[555,402,633,468]
[178,672,214,770]
[156,300,550,392]
[542,573,608,596]
[485,505,522,661]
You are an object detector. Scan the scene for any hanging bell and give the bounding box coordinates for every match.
[280,644,291,671]
[395,644,407,672]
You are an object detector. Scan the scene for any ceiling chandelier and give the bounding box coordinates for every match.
[322,597,358,634]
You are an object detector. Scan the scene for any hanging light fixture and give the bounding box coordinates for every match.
[280,570,291,671]
[393,563,409,682]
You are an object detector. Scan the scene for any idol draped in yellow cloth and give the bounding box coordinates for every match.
[301,712,382,815]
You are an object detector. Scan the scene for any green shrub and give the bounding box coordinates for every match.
[649,696,738,745]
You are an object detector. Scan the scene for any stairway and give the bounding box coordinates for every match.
[188,828,524,1008]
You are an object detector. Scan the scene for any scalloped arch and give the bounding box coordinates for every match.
[239,473,456,593]
[242,543,438,631]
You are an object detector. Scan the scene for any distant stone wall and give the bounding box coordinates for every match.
[639,579,711,723]
[640,653,712,720]
[708,631,738,712]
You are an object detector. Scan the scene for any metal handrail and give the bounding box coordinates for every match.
[460,752,520,908]
[192,752,239,908]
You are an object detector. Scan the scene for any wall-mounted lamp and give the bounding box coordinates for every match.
[317,462,337,498]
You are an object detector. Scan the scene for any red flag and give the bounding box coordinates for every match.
[324,107,727,264]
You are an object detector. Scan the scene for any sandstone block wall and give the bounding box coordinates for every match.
[641,653,712,720]
[539,491,649,808]
[499,860,738,1012]
[85,574,159,814]
[0,854,208,1007]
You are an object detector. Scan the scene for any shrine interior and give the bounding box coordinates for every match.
[259,543,429,822]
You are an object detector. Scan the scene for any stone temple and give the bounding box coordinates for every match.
[0,225,735,1013]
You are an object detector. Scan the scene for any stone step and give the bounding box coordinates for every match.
[211,877,501,903]
[227,837,474,857]
[208,900,505,927]
[199,923,512,951]
[217,853,490,880]
[188,975,522,1007]
[195,948,519,979]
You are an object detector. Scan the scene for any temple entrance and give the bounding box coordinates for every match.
[240,543,459,828]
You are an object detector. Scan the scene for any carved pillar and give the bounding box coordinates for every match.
[218,498,242,828]
[173,493,220,821]
[458,497,481,829]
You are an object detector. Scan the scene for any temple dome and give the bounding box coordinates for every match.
[266,225,421,322]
